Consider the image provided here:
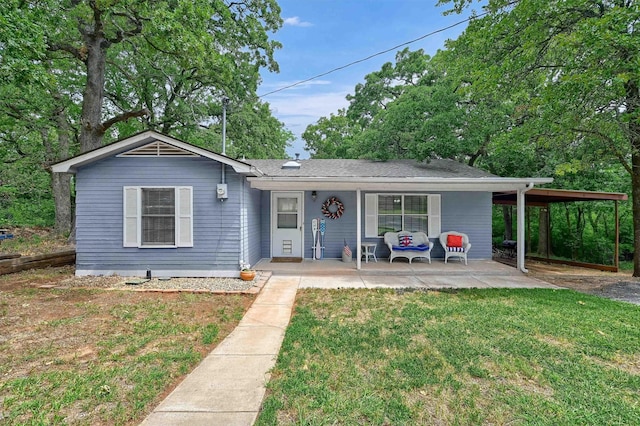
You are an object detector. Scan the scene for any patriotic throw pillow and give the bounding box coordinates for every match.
[399,235,413,247]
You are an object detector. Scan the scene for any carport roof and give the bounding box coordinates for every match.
[493,188,628,206]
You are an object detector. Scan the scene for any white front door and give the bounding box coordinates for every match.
[271,192,303,258]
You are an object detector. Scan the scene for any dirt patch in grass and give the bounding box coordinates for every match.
[0,266,256,425]
[526,261,640,304]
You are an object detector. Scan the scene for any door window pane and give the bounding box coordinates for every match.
[277,197,298,213]
[277,197,298,229]
[278,213,297,229]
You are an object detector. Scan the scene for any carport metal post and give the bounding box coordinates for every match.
[517,183,535,273]
[356,188,362,270]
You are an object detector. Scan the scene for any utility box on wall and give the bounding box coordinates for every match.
[216,183,228,200]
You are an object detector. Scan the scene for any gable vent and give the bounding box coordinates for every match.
[118,141,198,157]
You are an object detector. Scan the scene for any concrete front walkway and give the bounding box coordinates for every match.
[140,275,299,426]
[141,260,561,425]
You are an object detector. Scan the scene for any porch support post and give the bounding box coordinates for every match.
[517,183,534,273]
[356,188,362,270]
[615,200,619,271]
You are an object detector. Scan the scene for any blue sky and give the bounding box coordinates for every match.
[258,0,478,158]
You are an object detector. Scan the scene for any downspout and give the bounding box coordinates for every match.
[239,177,246,271]
[517,182,535,273]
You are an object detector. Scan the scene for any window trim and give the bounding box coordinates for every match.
[123,186,193,248]
[365,193,441,238]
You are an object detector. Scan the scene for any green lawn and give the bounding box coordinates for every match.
[257,288,640,425]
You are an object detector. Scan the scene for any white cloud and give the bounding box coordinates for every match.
[283,16,313,27]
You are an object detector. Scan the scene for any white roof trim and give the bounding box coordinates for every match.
[247,177,553,192]
[52,130,261,176]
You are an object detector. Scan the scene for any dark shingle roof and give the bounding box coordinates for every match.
[247,158,496,179]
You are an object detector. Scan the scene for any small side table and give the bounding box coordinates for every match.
[361,242,378,263]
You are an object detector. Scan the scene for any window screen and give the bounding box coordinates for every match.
[141,188,175,245]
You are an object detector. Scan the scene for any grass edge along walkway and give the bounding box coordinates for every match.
[257,288,640,426]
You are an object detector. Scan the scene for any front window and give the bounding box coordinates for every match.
[377,194,429,236]
[141,188,175,245]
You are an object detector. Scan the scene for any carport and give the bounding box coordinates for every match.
[493,188,628,272]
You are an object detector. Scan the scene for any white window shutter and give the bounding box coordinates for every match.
[428,194,441,237]
[365,193,378,238]
[176,186,193,247]
[123,187,139,247]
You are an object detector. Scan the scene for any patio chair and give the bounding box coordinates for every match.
[439,231,471,265]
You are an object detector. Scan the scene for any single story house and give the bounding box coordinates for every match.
[52,131,552,277]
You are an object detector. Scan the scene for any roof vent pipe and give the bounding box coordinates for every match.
[221,97,229,189]
[221,97,229,156]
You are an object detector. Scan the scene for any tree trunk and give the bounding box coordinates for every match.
[52,98,73,234]
[538,206,550,257]
[502,205,513,240]
[626,78,640,277]
[632,152,640,276]
[79,33,108,153]
[52,172,72,235]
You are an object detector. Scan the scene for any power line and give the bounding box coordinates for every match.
[258,11,488,98]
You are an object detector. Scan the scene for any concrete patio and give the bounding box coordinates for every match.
[254,258,558,290]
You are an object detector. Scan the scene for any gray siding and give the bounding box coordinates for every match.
[438,191,492,259]
[361,191,492,261]
[304,191,357,259]
[245,183,263,267]
[75,156,247,276]
[260,190,271,259]
[258,190,492,260]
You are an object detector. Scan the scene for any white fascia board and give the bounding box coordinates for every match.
[247,177,553,192]
[52,131,158,173]
[52,130,261,176]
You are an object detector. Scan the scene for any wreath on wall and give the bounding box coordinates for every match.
[321,196,345,219]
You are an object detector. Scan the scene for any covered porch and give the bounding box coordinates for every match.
[254,258,559,289]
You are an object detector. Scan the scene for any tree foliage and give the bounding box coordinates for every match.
[1,0,289,230]
[303,0,639,272]
[439,0,640,273]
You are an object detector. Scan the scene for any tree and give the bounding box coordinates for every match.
[439,0,640,274]
[1,0,286,232]
[303,110,358,159]
[305,47,513,165]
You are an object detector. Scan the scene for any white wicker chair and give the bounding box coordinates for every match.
[439,231,471,265]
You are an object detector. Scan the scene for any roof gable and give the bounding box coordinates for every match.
[51,130,260,175]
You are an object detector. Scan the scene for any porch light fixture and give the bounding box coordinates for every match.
[311,191,317,201]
